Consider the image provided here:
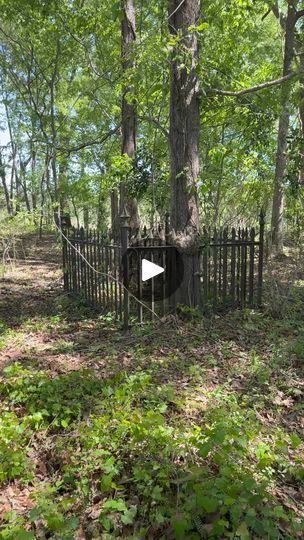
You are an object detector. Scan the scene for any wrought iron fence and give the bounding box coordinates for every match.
[61,211,265,327]
[62,228,123,321]
[198,219,264,310]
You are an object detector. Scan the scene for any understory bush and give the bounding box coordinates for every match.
[0,358,303,539]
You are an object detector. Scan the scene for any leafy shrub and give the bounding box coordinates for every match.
[289,336,304,359]
[0,363,104,429]
[0,358,302,539]
[0,412,32,484]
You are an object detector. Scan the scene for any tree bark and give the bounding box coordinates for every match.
[0,153,12,215]
[71,197,80,229]
[169,0,200,233]
[39,154,50,239]
[18,156,32,212]
[17,172,31,212]
[83,207,89,229]
[31,142,38,222]
[111,190,119,241]
[58,160,68,214]
[4,98,19,212]
[50,40,60,220]
[271,2,297,252]
[121,0,140,230]
[299,54,304,186]
[168,0,201,306]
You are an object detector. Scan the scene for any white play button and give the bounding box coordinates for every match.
[142,259,164,282]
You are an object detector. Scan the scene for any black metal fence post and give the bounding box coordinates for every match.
[193,251,200,308]
[120,206,130,330]
[71,227,77,293]
[165,213,170,239]
[80,227,85,293]
[62,228,69,291]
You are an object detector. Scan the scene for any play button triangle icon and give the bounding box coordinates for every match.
[142,259,164,282]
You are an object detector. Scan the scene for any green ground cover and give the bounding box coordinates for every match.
[0,239,303,539]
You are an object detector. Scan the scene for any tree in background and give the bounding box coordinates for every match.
[0,0,303,255]
[120,0,140,231]
[269,0,304,252]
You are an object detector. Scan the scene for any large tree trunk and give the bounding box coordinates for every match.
[168,0,200,306]
[121,0,140,230]
[271,3,296,252]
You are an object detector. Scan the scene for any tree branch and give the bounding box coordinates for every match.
[138,115,169,138]
[296,9,304,20]
[261,9,271,21]
[267,0,286,28]
[56,126,121,155]
[207,70,301,98]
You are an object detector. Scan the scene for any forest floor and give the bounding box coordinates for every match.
[0,235,303,539]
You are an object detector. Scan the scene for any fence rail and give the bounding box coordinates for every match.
[62,212,264,327]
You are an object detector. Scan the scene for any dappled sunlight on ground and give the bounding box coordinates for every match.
[0,235,303,538]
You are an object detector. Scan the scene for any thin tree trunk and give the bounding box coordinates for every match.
[271,3,296,252]
[58,160,68,214]
[18,157,32,212]
[50,40,60,219]
[18,174,31,212]
[83,207,89,229]
[214,126,226,226]
[39,170,46,239]
[50,89,58,204]
[97,191,107,230]
[0,153,12,215]
[111,190,119,241]
[71,197,80,229]
[15,168,21,213]
[4,99,19,212]
[31,144,38,223]
[168,0,200,306]
[9,165,13,201]
[45,154,54,203]
[121,0,140,230]
[39,154,50,238]
[299,54,304,186]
